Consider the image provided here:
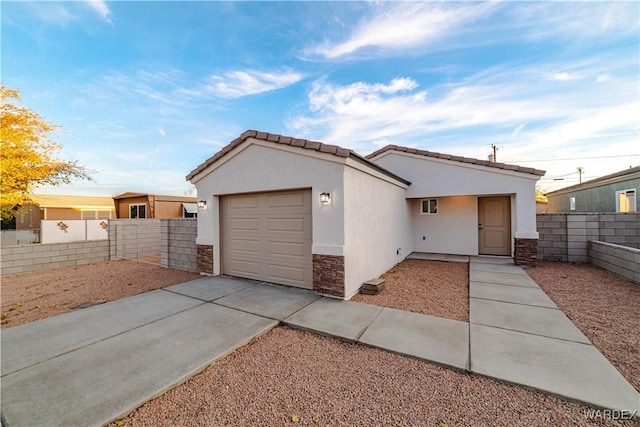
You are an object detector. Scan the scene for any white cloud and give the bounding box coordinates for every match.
[309,2,496,59]
[596,73,613,83]
[548,72,581,81]
[205,69,303,99]
[82,0,112,24]
[287,55,638,156]
[505,2,639,41]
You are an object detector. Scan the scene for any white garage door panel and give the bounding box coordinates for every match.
[221,189,312,289]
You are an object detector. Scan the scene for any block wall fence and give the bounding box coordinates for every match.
[1,219,195,276]
[3,217,639,286]
[537,213,640,263]
[161,219,197,273]
[1,240,109,276]
[589,241,640,284]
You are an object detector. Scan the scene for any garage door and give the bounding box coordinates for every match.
[221,189,312,289]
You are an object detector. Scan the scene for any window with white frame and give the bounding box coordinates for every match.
[129,204,146,218]
[420,198,438,214]
[569,197,576,211]
[616,189,636,213]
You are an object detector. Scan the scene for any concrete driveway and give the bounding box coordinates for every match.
[2,262,638,426]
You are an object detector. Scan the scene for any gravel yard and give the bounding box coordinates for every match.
[526,261,640,392]
[113,326,624,427]
[1,260,200,328]
[351,259,469,321]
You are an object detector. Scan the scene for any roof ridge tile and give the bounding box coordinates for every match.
[365,144,545,176]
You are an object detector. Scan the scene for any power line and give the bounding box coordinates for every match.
[509,154,640,163]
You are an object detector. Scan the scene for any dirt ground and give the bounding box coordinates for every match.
[1,260,200,328]
[352,259,469,321]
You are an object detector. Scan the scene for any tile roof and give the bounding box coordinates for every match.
[186,130,410,185]
[545,165,640,196]
[366,145,546,177]
[29,194,115,209]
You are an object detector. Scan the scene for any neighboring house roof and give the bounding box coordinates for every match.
[186,130,411,185]
[367,145,546,177]
[113,192,197,202]
[545,166,640,197]
[29,194,115,210]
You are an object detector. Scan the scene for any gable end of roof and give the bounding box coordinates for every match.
[186,130,407,185]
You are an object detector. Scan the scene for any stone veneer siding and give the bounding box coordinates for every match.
[514,238,538,267]
[313,254,345,298]
[197,244,214,274]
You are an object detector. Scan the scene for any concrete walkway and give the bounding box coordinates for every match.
[2,263,639,426]
[467,257,639,414]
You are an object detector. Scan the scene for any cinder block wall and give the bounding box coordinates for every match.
[108,219,161,260]
[537,214,568,261]
[589,241,640,284]
[160,219,197,273]
[537,213,640,262]
[1,240,109,276]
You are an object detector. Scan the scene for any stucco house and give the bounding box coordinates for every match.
[187,130,544,299]
[545,166,639,213]
[113,193,198,219]
[16,194,116,231]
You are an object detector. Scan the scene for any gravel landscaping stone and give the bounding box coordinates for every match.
[1,260,200,328]
[351,259,469,322]
[112,327,628,426]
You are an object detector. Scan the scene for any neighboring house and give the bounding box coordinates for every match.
[187,130,544,299]
[112,193,197,219]
[545,166,639,213]
[16,194,116,231]
[536,200,548,214]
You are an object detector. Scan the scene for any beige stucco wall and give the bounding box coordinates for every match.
[373,152,540,240]
[410,196,479,255]
[342,163,412,298]
[190,140,347,276]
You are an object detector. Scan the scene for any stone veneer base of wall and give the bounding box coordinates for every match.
[312,254,345,298]
[514,238,538,267]
[197,244,214,274]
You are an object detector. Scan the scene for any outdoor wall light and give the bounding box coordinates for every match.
[197,200,207,209]
[320,192,331,204]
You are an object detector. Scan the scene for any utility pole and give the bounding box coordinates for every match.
[577,167,584,183]
[490,144,498,162]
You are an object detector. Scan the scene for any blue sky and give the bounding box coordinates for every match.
[3,1,639,196]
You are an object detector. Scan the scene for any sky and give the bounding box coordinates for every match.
[2,0,639,197]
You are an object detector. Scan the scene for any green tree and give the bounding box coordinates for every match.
[0,86,92,222]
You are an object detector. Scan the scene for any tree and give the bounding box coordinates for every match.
[0,86,92,222]
[535,186,548,203]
